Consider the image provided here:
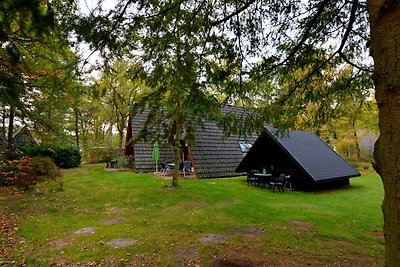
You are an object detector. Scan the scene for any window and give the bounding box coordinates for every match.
[238,141,252,153]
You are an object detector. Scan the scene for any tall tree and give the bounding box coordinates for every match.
[0,0,80,147]
[94,60,147,149]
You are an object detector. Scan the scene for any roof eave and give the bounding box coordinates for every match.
[314,173,361,184]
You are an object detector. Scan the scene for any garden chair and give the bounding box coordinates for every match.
[247,170,260,186]
[164,162,173,175]
[182,160,192,177]
[269,173,285,192]
[160,162,166,174]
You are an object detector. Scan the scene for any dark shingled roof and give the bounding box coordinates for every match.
[131,106,258,177]
[236,129,360,183]
[12,126,36,147]
[132,110,173,173]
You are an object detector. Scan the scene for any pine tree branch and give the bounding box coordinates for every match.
[279,0,369,105]
[210,0,256,27]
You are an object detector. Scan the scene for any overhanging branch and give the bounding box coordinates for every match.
[210,0,256,26]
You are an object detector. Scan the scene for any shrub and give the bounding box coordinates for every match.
[113,156,134,169]
[20,144,56,158]
[53,146,81,168]
[31,157,61,179]
[20,144,81,169]
[83,147,122,163]
[0,157,37,190]
[0,149,24,161]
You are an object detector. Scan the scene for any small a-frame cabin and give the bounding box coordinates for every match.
[131,106,258,178]
[0,127,36,149]
[12,126,37,147]
[236,128,361,190]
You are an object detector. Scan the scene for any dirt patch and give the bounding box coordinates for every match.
[106,207,124,214]
[228,227,265,238]
[74,227,96,235]
[163,185,178,191]
[130,253,163,266]
[173,248,200,266]
[211,257,253,267]
[101,217,124,225]
[106,238,137,248]
[292,220,313,230]
[198,233,226,244]
[49,238,72,250]
[372,231,384,239]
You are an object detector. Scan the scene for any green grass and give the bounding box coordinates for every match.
[0,164,384,266]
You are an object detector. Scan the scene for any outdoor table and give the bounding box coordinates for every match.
[253,173,272,187]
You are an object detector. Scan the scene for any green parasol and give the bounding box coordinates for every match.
[152,141,160,172]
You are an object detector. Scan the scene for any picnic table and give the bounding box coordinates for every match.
[253,173,272,187]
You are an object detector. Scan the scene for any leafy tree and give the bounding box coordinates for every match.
[0,0,80,148]
[94,60,147,149]
[73,0,400,263]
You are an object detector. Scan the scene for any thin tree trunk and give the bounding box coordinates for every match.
[7,105,15,150]
[353,131,361,160]
[75,109,80,148]
[1,107,6,137]
[172,122,181,187]
[118,130,123,150]
[369,2,400,266]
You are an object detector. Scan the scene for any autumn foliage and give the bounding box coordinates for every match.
[0,157,36,190]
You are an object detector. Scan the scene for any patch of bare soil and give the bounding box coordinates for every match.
[211,257,253,267]
[130,253,163,266]
[198,233,226,244]
[173,247,200,266]
[101,217,124,225]
[48,238,72,250]
[292,220,313,230]
[228,227,265,238]
[163,185,178,191]
[372,230,384,239]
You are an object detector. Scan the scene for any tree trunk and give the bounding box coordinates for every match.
[75,109,80,148]
[118,130,123,149]
[7,105,15,150]
[353,131,361,160]
[1,107,6,137]
[172,122,181,187]
[368,2,400,266]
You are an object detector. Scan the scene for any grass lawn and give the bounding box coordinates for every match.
[0,164,384,266]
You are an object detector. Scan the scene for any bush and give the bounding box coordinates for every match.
[113,156,134,169]
[0,149,24,161]
[83,147,122,163]
[0,157,37,190]
[20,144,56,158]
[20,144,81,169]
[53,146,81,168]
[31,157,61,179]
